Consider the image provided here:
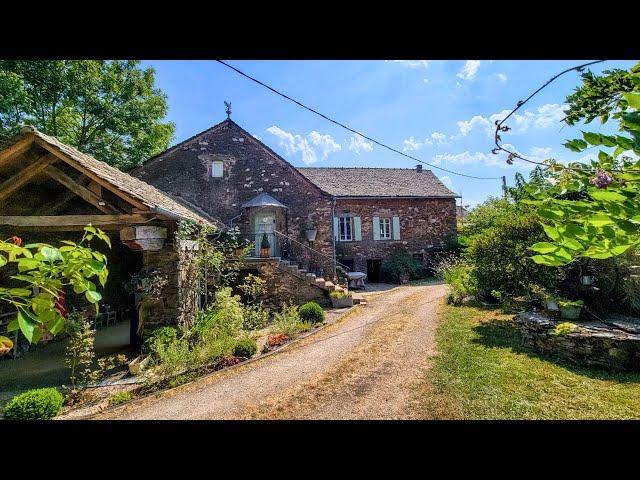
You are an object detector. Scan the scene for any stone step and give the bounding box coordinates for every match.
[324,281,335,289]
[298,269,307,274]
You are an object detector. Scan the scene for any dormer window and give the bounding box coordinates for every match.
[211,161,224,178]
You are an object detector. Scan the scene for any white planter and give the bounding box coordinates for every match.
[580,275,596,286]
[545,299,559,311]
[178,239,199,251]
[304,228,318,242]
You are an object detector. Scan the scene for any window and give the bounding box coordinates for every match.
[379,218,391,240]
[339,216,353,241]
[211,161,224,178]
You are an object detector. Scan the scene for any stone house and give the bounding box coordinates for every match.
[132,118,458,288]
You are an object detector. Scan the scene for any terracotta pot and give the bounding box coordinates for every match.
[260,247,270,258]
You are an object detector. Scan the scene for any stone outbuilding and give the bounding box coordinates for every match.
[0,126,217,344]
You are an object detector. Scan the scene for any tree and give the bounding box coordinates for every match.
[522,62,640,266]
[0,60,174,171]
[0,226,111,346]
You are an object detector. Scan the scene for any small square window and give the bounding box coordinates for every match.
[211,161,224,178]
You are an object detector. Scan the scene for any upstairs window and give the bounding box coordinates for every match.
[379,218,391,240]
[211,161,224,178]
[339,216,353,242]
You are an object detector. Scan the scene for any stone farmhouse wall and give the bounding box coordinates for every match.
[334,197,457,273]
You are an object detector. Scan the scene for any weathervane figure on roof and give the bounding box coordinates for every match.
[224,101,232,119]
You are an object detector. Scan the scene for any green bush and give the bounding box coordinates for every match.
[298,302,324,324]
[466,212,558,301]
[435,256,472,305]
[380,252,425,284]
[145,326,178,358]
[242,304,269,330]
[109,391,133,406]
[233,337,258,358]
[271,304,313,336]
[3,388,64,420]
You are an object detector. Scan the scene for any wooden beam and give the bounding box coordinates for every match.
[0,154,57,203]
[0,214,155,227]
[33,138,148,211]
[44,165,121,214]
[0,136,35,169]
[35,174,91,215]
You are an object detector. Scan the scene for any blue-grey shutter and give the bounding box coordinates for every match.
[333,217,339,241]
[372,216,380,241]
[392,216,401,240]
[353,216,362,241]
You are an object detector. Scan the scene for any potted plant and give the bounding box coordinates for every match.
[558,299,584,320]
[260,233,271,258]
[329,290,354,308]
[304,221,317,242]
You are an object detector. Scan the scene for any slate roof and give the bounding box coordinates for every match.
[241,192,288,209]
[6,126,217,225]
[297,167,459,198]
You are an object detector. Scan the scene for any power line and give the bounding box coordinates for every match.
[215,60,502,181]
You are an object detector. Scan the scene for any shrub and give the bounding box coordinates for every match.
[233,337,258,358]
[144,326,178,358]
[381,252,425,284]
[242,304,269,330]
[193,288,244,338]
[109,391,133,406]
[3,388,64,420]
[64,312,98,390]
[466,213,559,301]
[271,304,312,336]
[298,302,324,324]
[435,256,472,305]
[329,290,351,300]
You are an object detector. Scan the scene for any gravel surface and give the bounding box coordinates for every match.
[95,282,447,420]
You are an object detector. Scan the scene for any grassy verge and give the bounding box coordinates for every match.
[418,304,640,419]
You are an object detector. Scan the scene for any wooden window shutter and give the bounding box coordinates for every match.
[353,216,362,241]
[392,216,401,240]
[333,216,339,241]
[372,216,380,241]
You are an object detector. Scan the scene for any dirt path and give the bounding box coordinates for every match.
[96,282,447,420]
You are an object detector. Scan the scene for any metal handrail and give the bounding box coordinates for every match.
[273,230,351,272]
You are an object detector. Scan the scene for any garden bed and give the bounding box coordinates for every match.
[55,304,358,419]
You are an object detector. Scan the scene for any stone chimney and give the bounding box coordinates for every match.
[416,164,423,173]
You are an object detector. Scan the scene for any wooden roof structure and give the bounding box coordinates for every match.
[0,126,216,230]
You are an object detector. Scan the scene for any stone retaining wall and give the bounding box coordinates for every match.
[515,312,640,371]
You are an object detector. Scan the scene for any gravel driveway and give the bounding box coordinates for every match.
[96,282,447,420]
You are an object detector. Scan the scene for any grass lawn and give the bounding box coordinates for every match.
[418,304,640,419]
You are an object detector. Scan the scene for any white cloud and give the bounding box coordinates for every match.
[457,60,481,80]
[308,131,341,159]
[495,73,507,83]
[440,175,453,188]
[432,150,532,171]
[423,78,430,84]
[429,132,447,145]
[266,126,341,165]
[403,136,423,152]
[387,60,429,69]
[348,133,373,155]
[453,103,568,139]
[529,146,552,158]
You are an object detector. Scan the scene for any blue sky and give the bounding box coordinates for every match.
[141,60,636,207]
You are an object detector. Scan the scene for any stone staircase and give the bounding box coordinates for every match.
[276,259,345,293]
[275,258,366,305]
